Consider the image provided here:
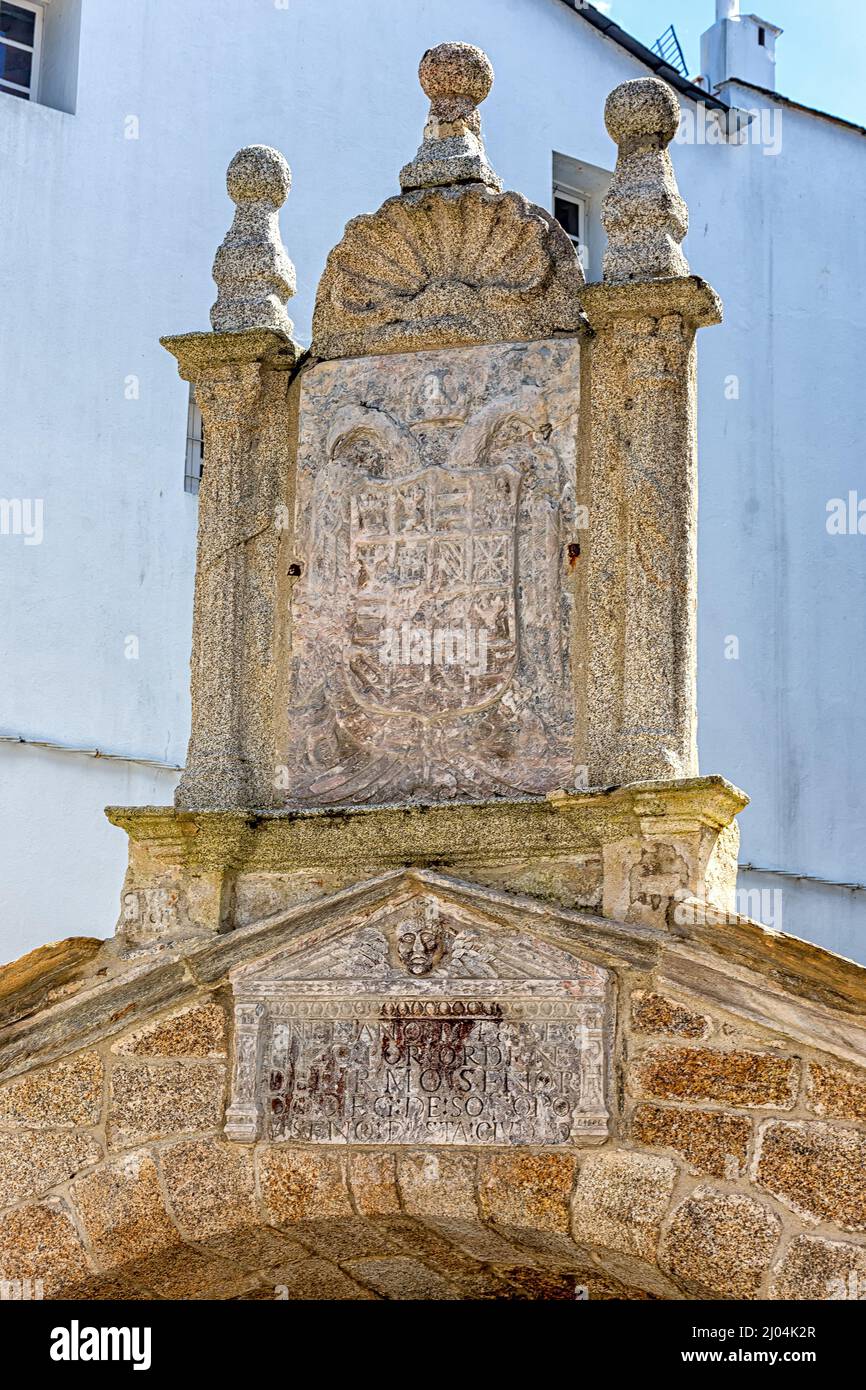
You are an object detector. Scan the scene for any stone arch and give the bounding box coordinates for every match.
[56,1216,666,1302]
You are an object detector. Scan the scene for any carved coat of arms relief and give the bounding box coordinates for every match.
[280,340,580,805]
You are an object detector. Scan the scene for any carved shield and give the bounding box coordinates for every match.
[344,462,520,718]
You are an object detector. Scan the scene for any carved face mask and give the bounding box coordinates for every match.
[397,927,444,976]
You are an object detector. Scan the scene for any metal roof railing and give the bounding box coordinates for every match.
[559,1,730,114]
[652,24,689,79]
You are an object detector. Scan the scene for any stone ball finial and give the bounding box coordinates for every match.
[604,77,680,147]
[225,144,291,207]
[601,77,689,284]
[418,42,494,110]
[210,144,296,336]
[400,42,501,193]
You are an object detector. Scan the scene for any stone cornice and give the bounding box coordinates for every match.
[579,276,723,331]
[105,775,748,874]
[160,328,302,380]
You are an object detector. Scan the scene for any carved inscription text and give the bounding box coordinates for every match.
[225,893,610,1145]
[264,1003,601,1144]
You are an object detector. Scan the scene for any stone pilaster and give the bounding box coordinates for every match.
[225,1001,265,1141]
[579,79,721,787]
[161,145,302,810]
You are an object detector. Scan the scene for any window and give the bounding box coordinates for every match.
[554,184,588,271]
[758,26,766,46]
[185,388,204,495]
[0,1,42,101]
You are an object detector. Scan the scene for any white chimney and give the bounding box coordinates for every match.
[702,3,782,93]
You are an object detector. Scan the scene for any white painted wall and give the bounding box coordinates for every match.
[1,0,863,964]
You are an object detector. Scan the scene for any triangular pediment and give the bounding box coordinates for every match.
[225,870,611,1146]
[230,873,608,999]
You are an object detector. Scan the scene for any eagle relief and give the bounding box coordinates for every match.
[278,339,581,805]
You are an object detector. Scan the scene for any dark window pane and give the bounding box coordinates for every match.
[0,40,32,87]
[0,78,28,98]
[554,196,581,241]
[0,4,36,47]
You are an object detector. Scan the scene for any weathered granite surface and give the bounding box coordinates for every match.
[400,42,501,194]
[280,338,582,804]
[3,49,862,1303]
[211,144,296,336]
[312,43,585,359]
[602,78,689,284]
[1,852,865,1300]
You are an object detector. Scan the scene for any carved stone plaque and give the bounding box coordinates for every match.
[226,892,610,1144]
[278,338,581,806]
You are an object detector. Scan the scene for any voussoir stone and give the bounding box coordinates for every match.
[805,1061,866,1124]
[267,1256,377,1301]
[661,1187,782,1299]
[631,1104,751,1178]
[770,1234,866,1301]
[0,1129,102,1205]
[107,1061,226,1149]
[571,1150,677,1262]
[110,1000,227,1057]
[477,1152,577,1234]
[347,1149,402,1216]
[342,1254,461,1301]
[258,1147,353,1225]
[0,1201,92,1297]
[0,1051,103,1128]
[630,991,710,1039]
[159,1137,258,1240]
[69,1151,177,1270]
[633,1045,798,1109]
[754,1119,866,1232]
[397,1150,478,1220]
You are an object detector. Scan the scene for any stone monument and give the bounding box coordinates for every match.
[143,43,739,1151]
[145,42,738,1157]
[2,46,863,1302]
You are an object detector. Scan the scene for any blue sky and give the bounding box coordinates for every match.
[596,0,866,128]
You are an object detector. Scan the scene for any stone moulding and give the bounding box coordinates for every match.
[311,184,588,360]
[160,327,301,380]
[579,276,723,332]
[106,775,748,874]
[0,937,102,1029]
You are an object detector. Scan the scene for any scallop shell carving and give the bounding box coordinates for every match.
[312,184,587,359]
